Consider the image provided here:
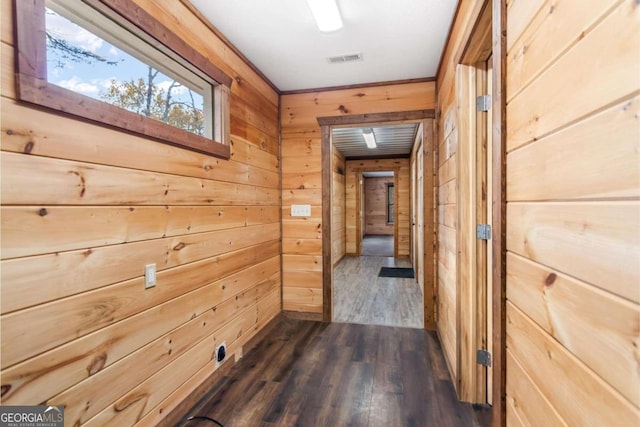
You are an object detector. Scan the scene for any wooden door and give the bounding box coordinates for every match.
[485,54,494,405]
[417,139,425,292]
[476,54,494,405]
[411,155,418,270]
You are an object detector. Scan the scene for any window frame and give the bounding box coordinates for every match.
[386,182,395,224]
[14,0,233,159]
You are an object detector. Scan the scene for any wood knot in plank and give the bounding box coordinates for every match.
[68,170,86,198]
[114,394,146,412]
[173,242,186,251]
[545,273,557,287]
[87,353,107,376]
[338,105,349,114]
[38,208,48,216]
[355,93,366,98]
[1,384,11,397]
[24,141,35,154]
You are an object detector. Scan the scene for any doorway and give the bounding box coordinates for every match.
[317,111,436,329]
[361,170,395,257]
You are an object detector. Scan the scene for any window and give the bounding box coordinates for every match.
[15,0,232,158]
[387,183,395,224]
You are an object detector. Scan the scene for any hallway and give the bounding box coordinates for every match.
[333,248,424,328]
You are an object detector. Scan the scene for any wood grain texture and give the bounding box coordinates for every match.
[0,1,280,425]
[364,177,394,235]
[506,0,620,102]
[506,303,640,426]
[506,349,567,427]
[507,96,640,200]
[507,252,640,406]
[507,201,640,303]
[1,254,279,405]
[1,205,279,259]
[333,255,423,328]
[332,149,347,263]
[505,2,640,423]
[506,1,640,151]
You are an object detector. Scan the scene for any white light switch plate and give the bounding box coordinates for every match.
[291,204,311,217]
[145,263,156,288]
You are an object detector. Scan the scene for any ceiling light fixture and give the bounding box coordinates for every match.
[363,128,376,149]
[307,0,343,32]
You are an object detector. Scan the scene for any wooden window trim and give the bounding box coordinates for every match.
[14,0,232,159]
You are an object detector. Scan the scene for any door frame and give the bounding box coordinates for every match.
[357,169,399,257]
[456,0,506,424]
[317,110,436,328]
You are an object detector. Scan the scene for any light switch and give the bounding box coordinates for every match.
[291,204,311,217]
[145,264,156,288]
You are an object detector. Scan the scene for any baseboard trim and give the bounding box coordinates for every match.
[283,310,324,322]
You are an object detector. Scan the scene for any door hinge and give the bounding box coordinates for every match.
[476,224,492,240]
[476,95,491,112]
[477,349,492,367]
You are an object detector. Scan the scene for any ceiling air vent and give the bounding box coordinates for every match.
[327,52,363,64]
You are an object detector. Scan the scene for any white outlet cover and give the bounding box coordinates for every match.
[291,204,311,217]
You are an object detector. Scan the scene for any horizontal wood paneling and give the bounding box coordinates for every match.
[507,1,639,151]
[507,96,640,201]
[1,227,279,367]
[53,274,280,426]
[332,149,346,262]
[2,151,279,206]
[507,253,640,406]
[2,205,278,259]
[0,1,280,425]
[506,1,640,424]
[364,177,394,236]
[507,303,640,426]
[281,81,435,313]
[1,252,279,404]
[0,100,279,187]
[507,201,640,303]
[506,0,619,102]
[506,349,567,427]
[136,292,280,427]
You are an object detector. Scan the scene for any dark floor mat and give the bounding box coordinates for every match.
[378,267,415,278]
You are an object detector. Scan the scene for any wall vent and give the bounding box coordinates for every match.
[327,52,363,64]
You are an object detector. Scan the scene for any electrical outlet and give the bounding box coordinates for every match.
[291,204,311,217]
[145,264,156,288]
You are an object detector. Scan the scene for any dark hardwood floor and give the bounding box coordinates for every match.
[177,317,490,427]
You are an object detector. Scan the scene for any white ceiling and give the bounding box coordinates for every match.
[189,0,458,91]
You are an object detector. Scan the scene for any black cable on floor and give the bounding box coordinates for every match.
[184,415,224,427]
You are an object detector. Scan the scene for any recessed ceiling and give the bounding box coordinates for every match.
[332,124,418,159]
[189,0,457,91]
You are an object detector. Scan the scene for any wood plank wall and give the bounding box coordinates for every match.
[364,177,394,236]
[0,1,281,426]
[332,149,346,265]
[505,1,640,425]
[281,83,436,313]
[436,0,486,388]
